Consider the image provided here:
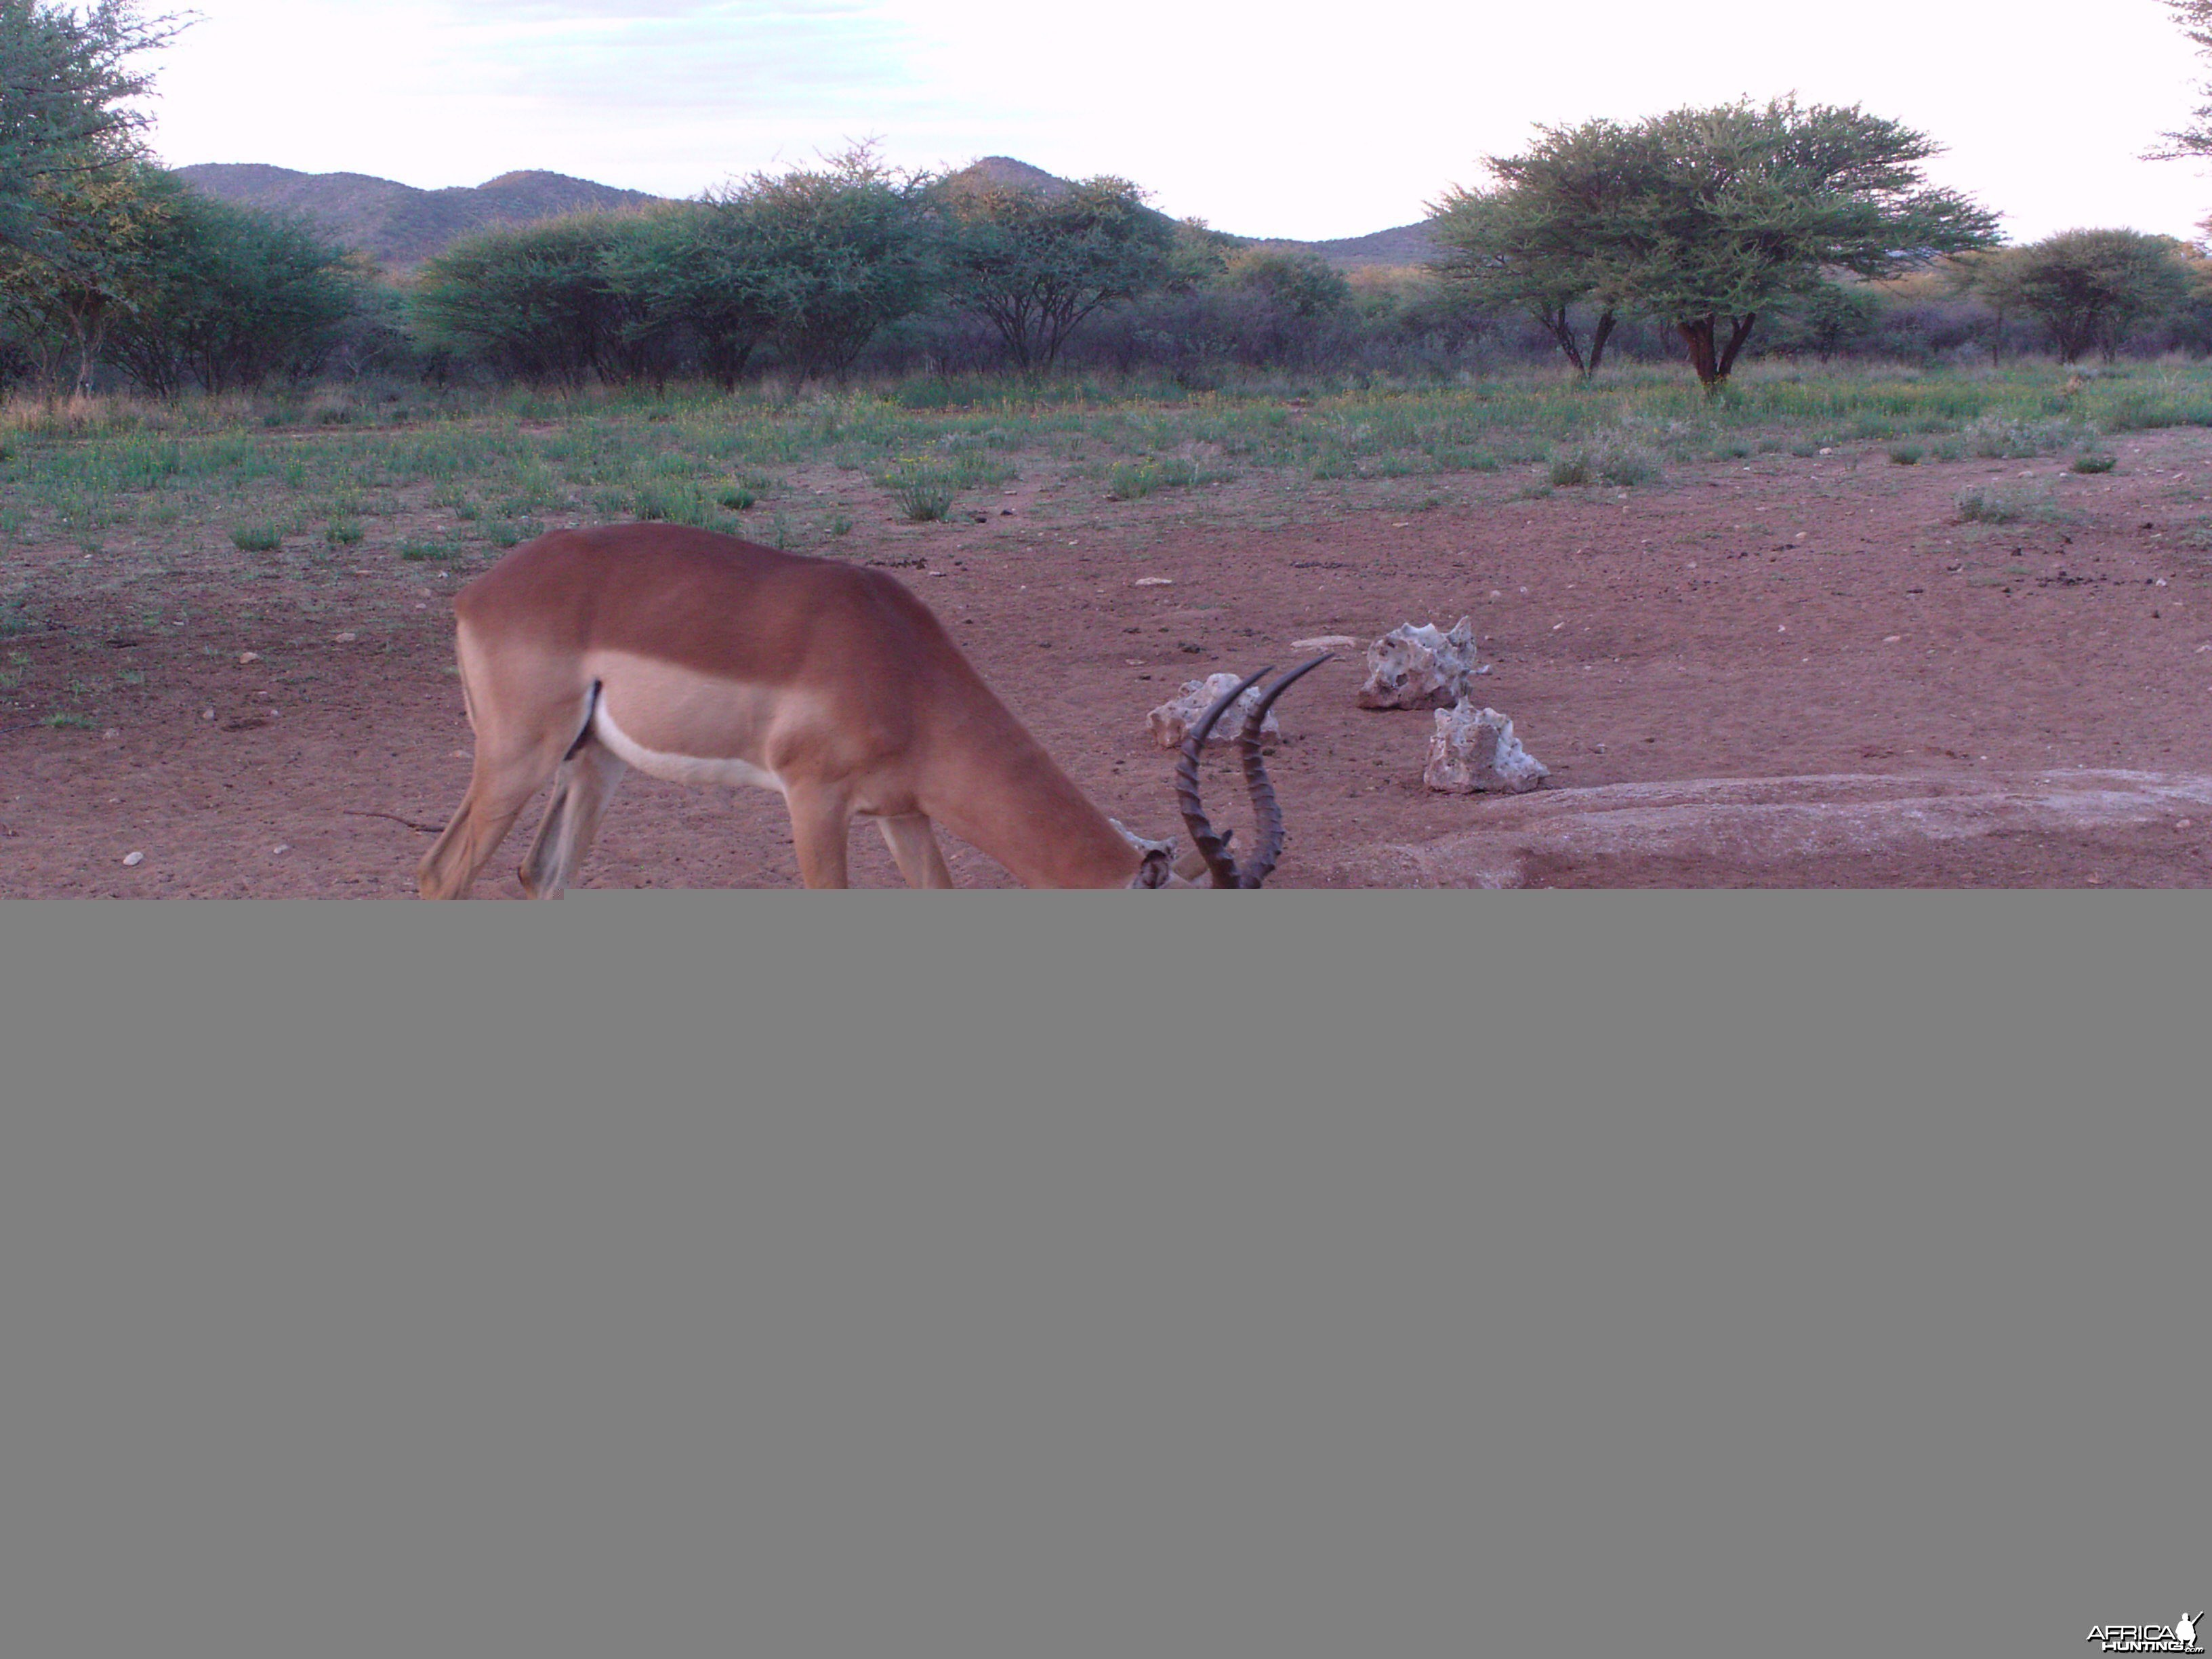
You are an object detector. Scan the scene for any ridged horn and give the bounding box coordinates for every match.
[1235,654,1331,888]
[1175,665,1271,888]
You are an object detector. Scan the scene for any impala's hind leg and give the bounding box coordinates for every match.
[877,813,956,888]
[417,643,592,900]
[417,743,565,899]
[518,739,629,899]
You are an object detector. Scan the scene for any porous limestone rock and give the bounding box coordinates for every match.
[1423,701,1548,794]
[1149,673,1282,752]
[1357,618,1482,710]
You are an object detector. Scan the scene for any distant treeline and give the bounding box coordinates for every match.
[5,0,2211,403]
[10,161,2209,404]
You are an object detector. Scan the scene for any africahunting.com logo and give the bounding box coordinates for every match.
[2088,1614,2205,1654]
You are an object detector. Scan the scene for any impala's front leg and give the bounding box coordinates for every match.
[783,783,854,888]
[878,813,956,888]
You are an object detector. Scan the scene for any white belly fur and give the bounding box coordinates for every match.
[592,695,785,795]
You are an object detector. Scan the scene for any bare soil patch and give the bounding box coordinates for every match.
[5,429,2210,893]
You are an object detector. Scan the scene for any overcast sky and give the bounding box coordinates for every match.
[143,0,2209,245]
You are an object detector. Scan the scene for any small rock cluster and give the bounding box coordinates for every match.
[1423,703,1549,794]
[1139,613,1549,796]
[1148,673,1282,752]
[1356,619,1486,710]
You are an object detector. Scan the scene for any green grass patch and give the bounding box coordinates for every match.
[230,525,283,552]
[0,363,2202,592]
[1956,482,2069,525]
[1549,434,1663,488]
[1961,415,2093,459]
[398,539,461,562]
[1106,457,1215,498]
[878,462,957,523]
[486,518,543,548]
[632,479,714,527]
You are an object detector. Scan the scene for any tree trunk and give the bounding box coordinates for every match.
[1540,305,1588,377]
[1715,312,1758,382]
[1677,312,1758,393]
[708,337,754,392]
[1676,315,1718,386]
[1586,309,1616,377]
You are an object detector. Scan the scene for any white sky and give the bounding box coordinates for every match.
[142,0,2211,245]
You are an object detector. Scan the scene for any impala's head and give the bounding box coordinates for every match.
[1112,655,1331,890]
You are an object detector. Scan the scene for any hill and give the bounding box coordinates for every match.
[1289,222,1439,269]
[943,156,1437,269]
[171,157,1439,272]
[941,155,1073,199]
[169,164,664,268]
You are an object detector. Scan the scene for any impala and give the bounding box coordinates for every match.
[415,523,1328,896]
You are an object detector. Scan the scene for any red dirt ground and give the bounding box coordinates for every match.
[5,428,2210,893]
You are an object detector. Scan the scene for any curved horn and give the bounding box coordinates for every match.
[1175,666,1271,888]
[1235,654,1332,888]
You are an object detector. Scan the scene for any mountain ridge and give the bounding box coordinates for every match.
[172,157,1438,272]
[171,163,664,268]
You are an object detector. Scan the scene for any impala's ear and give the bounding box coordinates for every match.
[1109,818,1178,888]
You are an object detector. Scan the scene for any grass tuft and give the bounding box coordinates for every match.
[1956,482,2069,525]
[880,462,956,523]
[1549,433,1662,489]
[1107,457,1206,498]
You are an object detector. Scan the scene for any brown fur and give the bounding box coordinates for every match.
[417,525,1162,895]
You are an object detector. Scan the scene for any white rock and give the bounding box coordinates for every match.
[122,850,145,866]
[1423,702,1549,794]
[1291,634,1359,653]
[1357,618,1482,710]
[1133,577,1174,587]
[1149,673,1282,752]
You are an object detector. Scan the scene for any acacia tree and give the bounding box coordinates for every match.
[2150,1,2212,161]
[0,159,173,394]
[726,146,939,380]
[101,177,363,394]
[1428,123,1635,379]
[0,0,180,393]
[0,0,176,258]
[1965,231,2192,363]
[601,199,777,390]
[1619,100,1996,390]
[412,214,664,388]
[939,176,1174,371]
[1448,100,1999,393]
